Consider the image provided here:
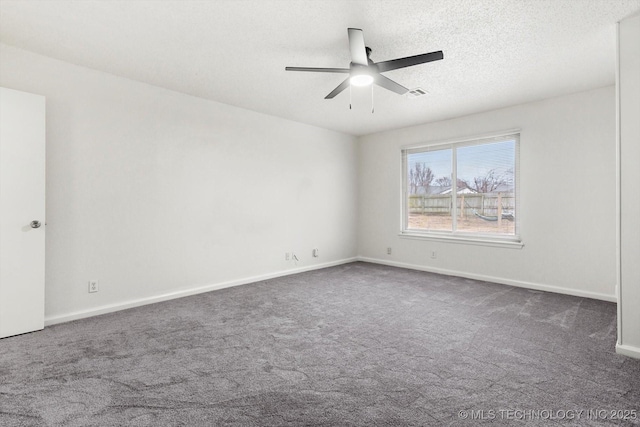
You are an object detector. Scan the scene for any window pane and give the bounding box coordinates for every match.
[406,149,453,231]
[456,140,515,235]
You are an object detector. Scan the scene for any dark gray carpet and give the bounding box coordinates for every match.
[1,262,639,426]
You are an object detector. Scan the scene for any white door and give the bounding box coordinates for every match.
[0,87,45,338]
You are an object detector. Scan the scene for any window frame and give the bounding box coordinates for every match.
[400,130,523,249]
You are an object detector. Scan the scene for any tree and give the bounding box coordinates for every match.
[408,163,434,194]
[463,169,512,193]
[435,176,451,187]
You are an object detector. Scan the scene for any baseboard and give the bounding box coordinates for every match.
[45,257,358,326]
[45,255,616,326]
[357,256,617,303]
[616,343,640,360]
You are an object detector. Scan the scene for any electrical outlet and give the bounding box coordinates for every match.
[431,251,437,259]
[88,280,99,293]
[285,252,291,261]
[312,248,319,257]
[387,247,392,255]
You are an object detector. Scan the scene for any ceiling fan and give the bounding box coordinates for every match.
[285,28,443,100]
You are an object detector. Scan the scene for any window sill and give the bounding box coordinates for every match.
[398,231,524,249]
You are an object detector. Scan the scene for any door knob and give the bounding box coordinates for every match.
[30,220,41,229]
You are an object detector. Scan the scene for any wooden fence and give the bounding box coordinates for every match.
[408,193,515,217]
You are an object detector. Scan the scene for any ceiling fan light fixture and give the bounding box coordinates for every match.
[285,28,443,100]
[350,74,374,87]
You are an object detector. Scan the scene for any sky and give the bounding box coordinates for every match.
[408,140,516,184]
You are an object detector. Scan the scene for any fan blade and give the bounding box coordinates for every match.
[376,51,443,73]
[285,67,350,73]
[325,78,350,99]
[348,28,368,66]
[374,74,409,95]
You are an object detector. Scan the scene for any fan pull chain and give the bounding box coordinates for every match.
[349,84,352,110]
[371,85,374,113]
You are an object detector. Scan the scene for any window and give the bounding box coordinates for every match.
[402,132,520,245]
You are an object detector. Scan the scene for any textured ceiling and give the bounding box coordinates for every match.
[1,0,639,136]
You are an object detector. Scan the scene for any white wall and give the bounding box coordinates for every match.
[0,41,621,326]
[0,44,358,323]
[617,14,640,359]
[358,86,617,301]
